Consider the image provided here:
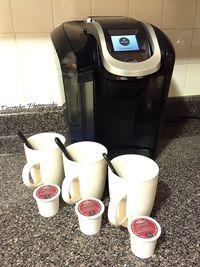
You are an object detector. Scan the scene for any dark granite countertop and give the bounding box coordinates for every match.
[0,119,200,267]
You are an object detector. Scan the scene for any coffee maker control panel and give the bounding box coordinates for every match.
[86,17,161,77]
[106,29,151,63]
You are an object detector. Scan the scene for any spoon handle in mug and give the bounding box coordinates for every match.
[17,130,34,150]
[102,153,119,176]
[54,137,74,161]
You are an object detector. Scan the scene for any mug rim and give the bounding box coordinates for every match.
[26,132,66,151]
[110,154,159,182]
[65,141,108,164]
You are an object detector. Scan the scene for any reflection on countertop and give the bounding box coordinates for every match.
[0,119,200,267]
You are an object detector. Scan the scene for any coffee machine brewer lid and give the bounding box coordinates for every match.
[86,16,161,77]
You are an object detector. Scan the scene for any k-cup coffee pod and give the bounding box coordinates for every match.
[75,198,105,235]
[128,216,161,259]
[33,184,60,217]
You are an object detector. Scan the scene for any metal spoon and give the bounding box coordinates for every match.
[102,153,119,176]
[17,129,34,149]
[54,137,74,161]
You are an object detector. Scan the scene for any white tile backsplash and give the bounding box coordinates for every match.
[0,34,19,73]
[164,30,193,64]
[169,65,188,97]
[162,0,197,29]
[52,0,76,28]
[195,0,200,28]
[0,0,14,33]
[75,0,91,20]
[0,0,199,107]
[185,63,200,95]
[52,0,91,27]
[15,34,60,73]
[92,0,129,16]
[0,73,24,106]
[129,0,164,28]
[190,30,200,63]
[22,70,65,105]
[10,0,53,33]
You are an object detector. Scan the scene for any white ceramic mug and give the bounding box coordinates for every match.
[61,141,107,204]
[22,132,66,187]
[108,154,159,227]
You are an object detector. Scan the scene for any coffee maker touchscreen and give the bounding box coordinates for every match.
[111,35,139,52]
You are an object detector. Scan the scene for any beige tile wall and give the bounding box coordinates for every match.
[0,0,200,107]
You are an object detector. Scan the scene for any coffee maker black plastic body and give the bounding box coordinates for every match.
[51,16,175,159]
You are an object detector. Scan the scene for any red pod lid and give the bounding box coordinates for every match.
[78,199,102,217]
[131,217,158,239]
[36,185,58,200]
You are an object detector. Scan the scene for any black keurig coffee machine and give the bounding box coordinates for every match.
[51,16,175,159]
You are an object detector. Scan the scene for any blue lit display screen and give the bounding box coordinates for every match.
[111,35,139,52]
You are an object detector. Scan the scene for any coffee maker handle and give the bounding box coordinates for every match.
[61,175,81,204]
[108,195,127,226]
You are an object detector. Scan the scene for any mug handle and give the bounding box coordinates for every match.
[22,161,42,188]
[61,176,81,204]
[108,195,127,226]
